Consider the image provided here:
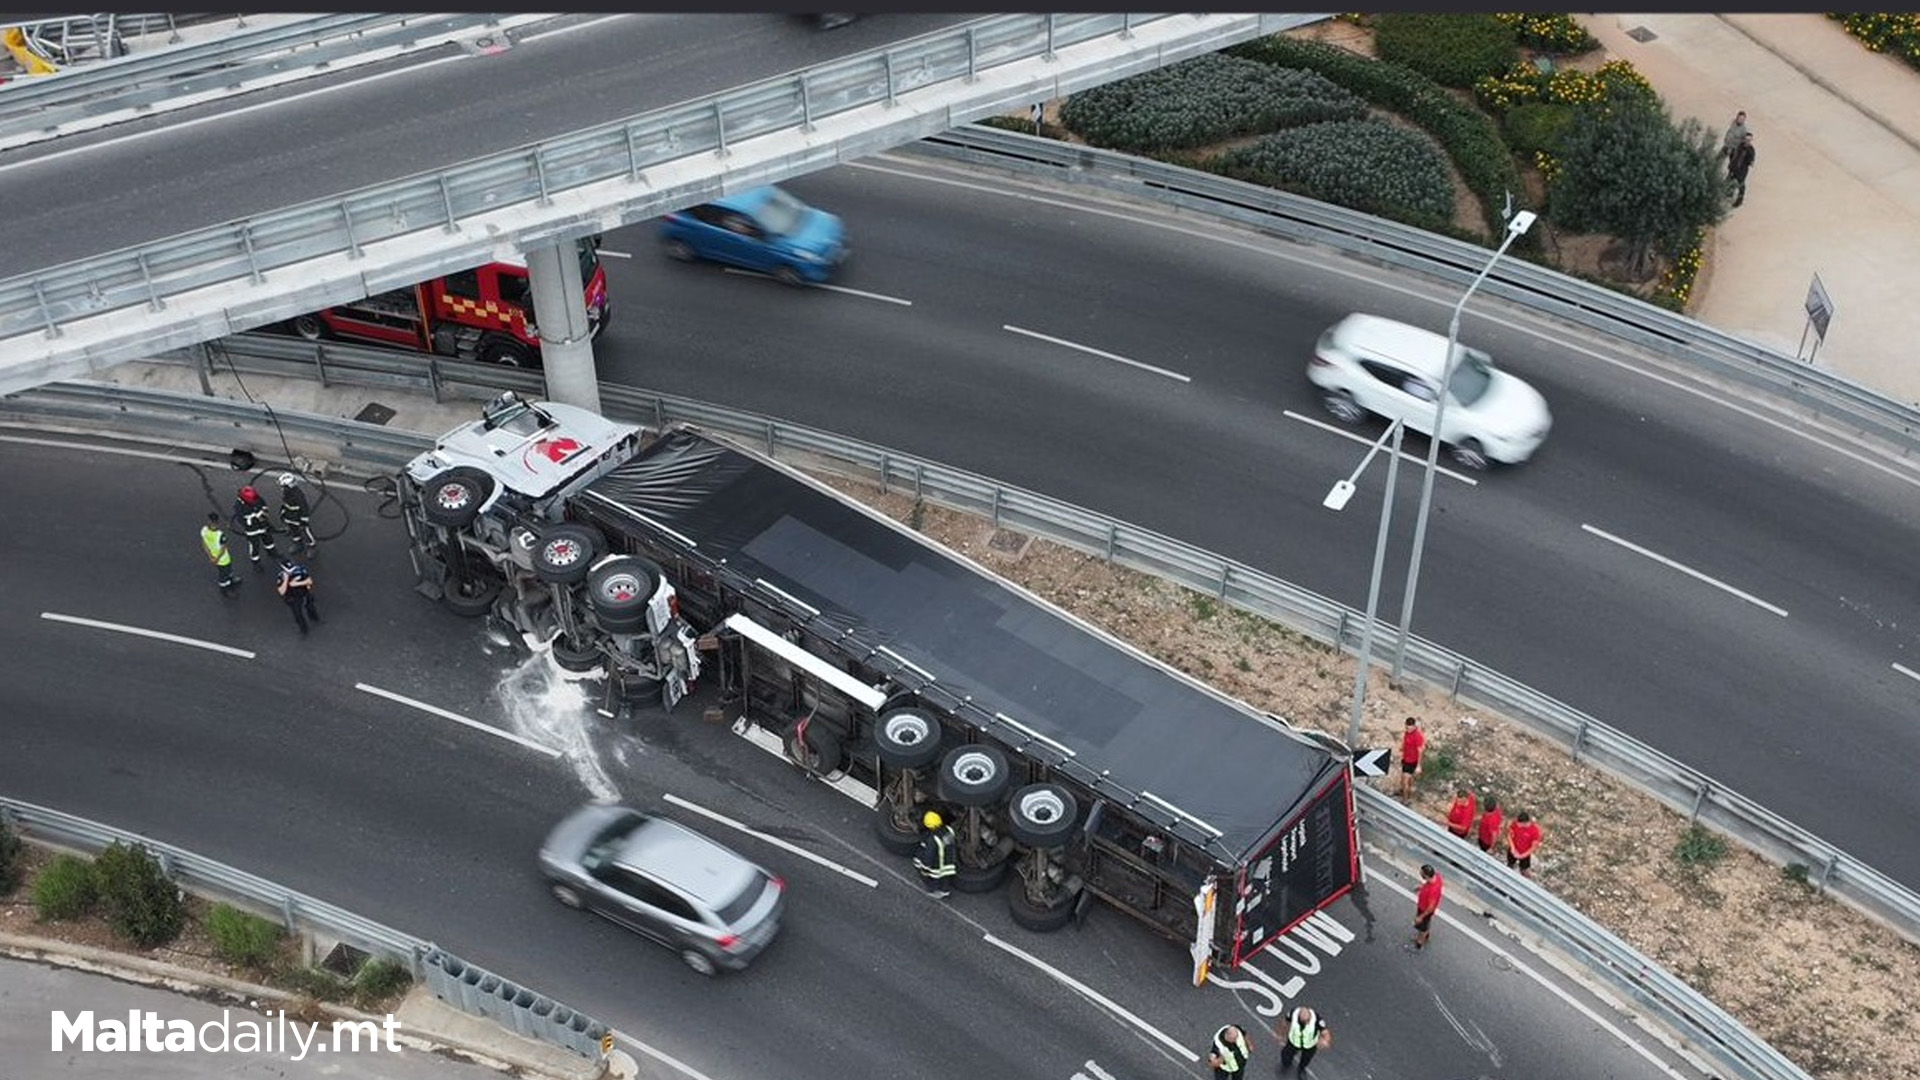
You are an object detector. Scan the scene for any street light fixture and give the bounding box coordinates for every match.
[1325,416,1406,750]
[1390,210,1536,682]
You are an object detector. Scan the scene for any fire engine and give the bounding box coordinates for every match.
[283,237,610,368]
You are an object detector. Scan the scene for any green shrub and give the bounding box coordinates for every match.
[1218,119,1455,227]
[1672,824,1729,868]
[1495,13,1600,54]
[1059,53,1367,153]
[1831,13,1920,72]
[93,842,185,947]
[1373,13,1520,89]
[33,854,98,920]
[351,957,414,1008]
[1503,102,1577,155]
[276,964,349,1002]
[1228,35,1526,245]
[0,819,23,894]
[207,903,285,968]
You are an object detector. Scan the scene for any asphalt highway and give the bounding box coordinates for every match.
[0,13,974,274]
[582,156,1920,889]
[0,436,1697,1080]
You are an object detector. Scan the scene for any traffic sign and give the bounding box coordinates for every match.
[1352,748,1391,778]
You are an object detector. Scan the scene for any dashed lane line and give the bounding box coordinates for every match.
[1581,523,1789,617]
[1003,324,1191,383]
[662,792,878,888]
[718,267,913,305]
[40,612,255,659]
[981,933,1200,1063]
[1282,410,1479,487]
[353,682,562,757]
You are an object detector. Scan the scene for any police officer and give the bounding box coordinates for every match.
[201,512,237,592]
[277,472,315,551]
[913,810,956,898]
[233,485,279,567]
[1278,1006,1331,1075]
[1206,1023,1251,1080]
[275,557,321,635]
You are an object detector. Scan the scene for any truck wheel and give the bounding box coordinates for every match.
[479,338,533,368]
[1008,884,1078,932]
[289,314,329,341]
[939,745,1010,808]
[875,708,944,769]
[552,635,602,672]
[953,855,1011,894]
[532,523,603,585]
[1008,784,1078,849]
[872,803,923,856]
[787,723,845,775]
[420,467,494,529]
[588,556,662,634]
[443,572,501,617]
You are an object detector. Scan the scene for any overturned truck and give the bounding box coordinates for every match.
[400,394,1360,974]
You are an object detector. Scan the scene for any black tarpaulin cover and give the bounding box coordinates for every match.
[583,430,1346,863]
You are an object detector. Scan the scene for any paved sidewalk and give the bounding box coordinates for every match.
[1581,13,1920,407]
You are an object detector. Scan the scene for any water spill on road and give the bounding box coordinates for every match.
[496,641,621,803]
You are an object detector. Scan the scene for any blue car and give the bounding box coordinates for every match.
[659,185,848,285]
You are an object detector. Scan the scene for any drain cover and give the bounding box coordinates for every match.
[1627,25,1658,42]
[353,402,397,426]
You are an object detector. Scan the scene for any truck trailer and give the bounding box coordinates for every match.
[400,394,1360,975]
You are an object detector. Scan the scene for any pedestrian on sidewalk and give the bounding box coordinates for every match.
[1444,786,1477,839]
[1397,715,1425,799]
[1506,811,1545,878]
[1727,132,1757,207]
[1721,109,1749,160]
[1205,1023,1252,1080]
[1475,796,1504,855]
[1277,1006,1332,1075]
[275,557,321,635]
[201,513,237,592]
[1412,863,1444,950]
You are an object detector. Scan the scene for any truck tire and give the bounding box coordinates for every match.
[443,572,501,617]
[875,708,944,769]
[532,523,603,585]
[787,722,845,775]
[1008,883,1078,932]
[953,855,1011,894]
[939,745,1010,808]
[289,314,329,341]
[479,336,533,368]
[1008,784,1078,849]
[587,556,662,634]
[873,803,923,857]
[420,468,494,529]
[552,635,602,672]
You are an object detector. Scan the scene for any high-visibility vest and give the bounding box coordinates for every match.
[201,526,232,566]
[1287,1011,1320,1049]
[240,503,272,534]
[1212,1027,1248,1073]
[915,828,955,879]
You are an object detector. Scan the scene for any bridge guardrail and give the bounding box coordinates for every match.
[1,362,1819,1079]
[901,126,1920,461]
[0,14,1330,386]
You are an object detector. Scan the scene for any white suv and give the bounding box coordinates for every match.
[1308,313,1552,468]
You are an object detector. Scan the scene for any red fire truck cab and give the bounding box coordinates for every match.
[284,237,610,368]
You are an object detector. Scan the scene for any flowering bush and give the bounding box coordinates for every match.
[1216,119,1456,225]
[1474,58,1657,115]
[1653,227,1708,312]
[1059,53,1366,153]
[1494,13,1600,54]
[1831,13,1920,71]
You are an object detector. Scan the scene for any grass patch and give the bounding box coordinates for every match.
[206,903,285,969]
[33,854,98,921]
[1672,824,1729,868]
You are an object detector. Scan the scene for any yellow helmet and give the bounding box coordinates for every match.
[922,810,944,830]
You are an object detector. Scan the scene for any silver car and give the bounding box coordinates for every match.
[538,804,785,975]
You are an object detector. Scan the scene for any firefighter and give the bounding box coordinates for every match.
[232,485,279,567]
[914,810,956,898]
[277,472,315,551]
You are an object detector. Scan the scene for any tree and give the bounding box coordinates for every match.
[1547,91,1727,277]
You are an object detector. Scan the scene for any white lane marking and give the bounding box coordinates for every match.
[1366,870,1692,1080]
[980,933,1200,1063]
[1580,524,1789,617]
[595,248,632,259]
[1078,1061,1117,1080]
[1282,410,1480,487]
[854,157,1920,493]
[661,792,878,888]
[1003,325,1191,383]
[40,612,255,659]
[718,266,912,305]
[0,433,219,465]
[513,13,629,42]
[1894,662,1920,684]
[613,1032,719,1080]
[353,682,563,757]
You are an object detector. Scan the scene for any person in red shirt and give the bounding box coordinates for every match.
[1443,787,1476,838]
[1475,797,1504,854]
[1397,716,1425,799]
[1507,811,1544,877]
[1412,863,1444,949]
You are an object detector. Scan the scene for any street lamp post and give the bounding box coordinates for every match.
[1390,210,1536,682]
[1325,416,1406,750]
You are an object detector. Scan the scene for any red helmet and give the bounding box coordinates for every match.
[239,486,260,503]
